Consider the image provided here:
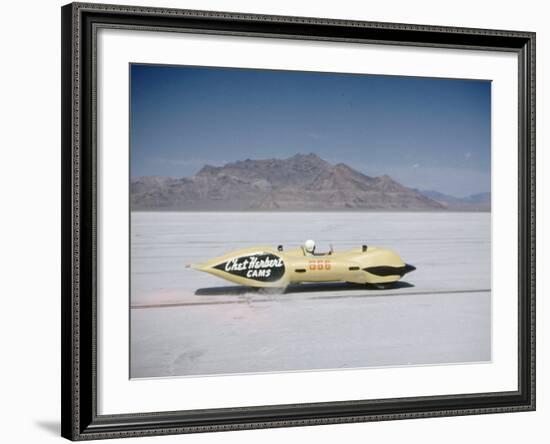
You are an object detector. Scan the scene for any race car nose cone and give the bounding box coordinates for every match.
[403,264,416,274]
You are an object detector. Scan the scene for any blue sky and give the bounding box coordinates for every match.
[130,64,491,197]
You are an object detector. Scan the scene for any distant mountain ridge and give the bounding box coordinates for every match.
[131,153,449,211]
[420,190,491,211]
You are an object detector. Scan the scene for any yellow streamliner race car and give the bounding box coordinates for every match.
[189,240,415,289]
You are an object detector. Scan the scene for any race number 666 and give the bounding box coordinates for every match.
[309,260,331,270]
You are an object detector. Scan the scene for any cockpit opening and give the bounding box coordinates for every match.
[302,240,333,256]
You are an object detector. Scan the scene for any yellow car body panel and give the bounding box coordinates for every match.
[190,245,415,288]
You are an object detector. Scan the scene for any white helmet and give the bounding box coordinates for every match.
[304,239,316,253]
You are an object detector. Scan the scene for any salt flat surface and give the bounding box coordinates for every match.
[130,212,491,378]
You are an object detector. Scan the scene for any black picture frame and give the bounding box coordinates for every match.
[61,2,536,440]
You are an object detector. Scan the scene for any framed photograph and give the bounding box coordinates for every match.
[61,2,536,440]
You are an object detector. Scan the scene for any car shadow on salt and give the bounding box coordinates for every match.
[194,281,414,296]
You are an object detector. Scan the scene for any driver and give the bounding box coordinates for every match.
[304,239,316,255]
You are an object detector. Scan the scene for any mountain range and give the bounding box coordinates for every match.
[130,153,487,211]
[419,190,491,211]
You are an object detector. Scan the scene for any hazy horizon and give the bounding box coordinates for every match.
[131,64,491,197]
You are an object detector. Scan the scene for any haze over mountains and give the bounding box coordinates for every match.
[131,154,489,211]
[419,190,491,211]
